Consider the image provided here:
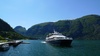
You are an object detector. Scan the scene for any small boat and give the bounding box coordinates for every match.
[0,43,10,51]
[46,30,73,46]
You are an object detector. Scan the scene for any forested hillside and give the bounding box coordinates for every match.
[0,18,26,40]
[15,14,100,40]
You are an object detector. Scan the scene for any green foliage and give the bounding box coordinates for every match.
[25,14,100,40]
[0,35,4,40]
[0,18,27,40]
[26,22,54,39]
[0,31,26,40]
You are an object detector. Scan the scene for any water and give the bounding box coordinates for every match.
[0,40,100,56]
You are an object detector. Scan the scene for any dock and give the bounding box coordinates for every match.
[0,40,23,45]
[0,40,23,51]
[8,40,23,47]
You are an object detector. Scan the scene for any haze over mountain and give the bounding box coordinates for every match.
[14,26,26,36]
[14,14,100,40]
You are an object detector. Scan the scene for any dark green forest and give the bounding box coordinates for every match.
[21,14,100,40]
[0,18,26,40]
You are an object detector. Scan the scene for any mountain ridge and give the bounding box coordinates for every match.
[14,14,100,40]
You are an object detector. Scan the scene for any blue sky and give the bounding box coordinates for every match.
[0,0,100,29]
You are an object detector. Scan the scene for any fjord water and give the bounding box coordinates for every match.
[0,40,100,56]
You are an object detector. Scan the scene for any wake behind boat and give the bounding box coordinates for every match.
[46,30,73,46]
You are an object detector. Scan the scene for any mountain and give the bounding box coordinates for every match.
[25,14,100,40]
[0,18,26,40]
[14,26,26,36]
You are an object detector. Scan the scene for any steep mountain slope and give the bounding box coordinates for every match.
[0,18,26,40]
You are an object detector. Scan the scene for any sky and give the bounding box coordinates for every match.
[0,0,100,29]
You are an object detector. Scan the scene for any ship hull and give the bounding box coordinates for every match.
[46,39,72,46]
